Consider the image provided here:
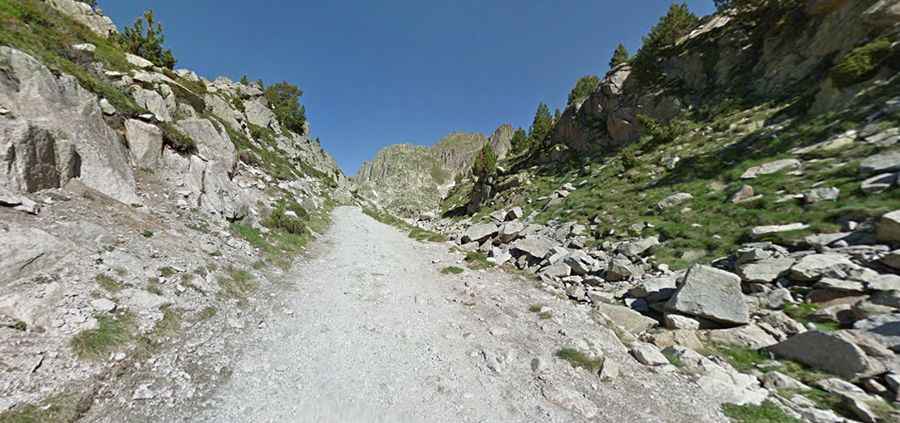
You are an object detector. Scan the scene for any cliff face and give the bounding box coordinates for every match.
[551,0,900,153]
[354,128,510,215]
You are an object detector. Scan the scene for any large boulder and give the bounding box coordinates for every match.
[789,253,865,283]
[0,47,138,204]
[0,223,73,285]
[244,97,278,129]
[510,237,554,260]
[497,221,525,243]
[767,331,884,380]
[45,0,117,37]
[877,210,900,243]
[131,87,173,122]
[666,265,750,326]
[125,119,163,170]
[594,303,658,334]
[462,223,499,244]
[176,118,237,173]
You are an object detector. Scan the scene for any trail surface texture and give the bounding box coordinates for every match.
[194,207,726,422]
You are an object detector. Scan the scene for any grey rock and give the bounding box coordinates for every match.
[704,325,779,349]
[883,250,900,270]
[853,315,900,352]
[861,172,898,194]
[125,53,154,69]
[666,265,750,326]
[606,258,636,282]
[510,237,554,260]
[789,254,863,283]
[737,257,795,283]
[599,360,619,381]
[768,331,883,380]
[90,298,117,313]
[125,119,163,170]
[99,98,116,115]
[244,97,278,129]
[131,87,172,122]
[0,223,72,285]
[628,276,678,303]
[120,288,173,311]
[594,303,658,334]
[505,207,523,221]
[0,47,139,204]
[657,192,693,210]
[750,223,809,238]
[761,371,810,391]
[46,0,117,37]
[630,342,669,366]
[860,151,900,175]
[497,221,525,243]
[730,184,756,203]
[665,314,700,330]
[767,288,795,310]
[877,210,900,243]
[0,186,40,215]
[617,236,659,257]
[803,187,840,204]
[540,262,571,279]
[741,159,801,179]
[562,251,598,276]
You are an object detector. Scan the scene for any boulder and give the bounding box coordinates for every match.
[750,223,809,238]
[0,47,138,204]
[767,331,884,380]
[46,0,117,37]
[876,210,900,243]
[244,97,278,129]
[802,187,840,204]
[630,342,669,366]
[665,314,700,330]
[0,224,72,285]
[125,53,154,69]
[462,223,499,244]
[861,172,898,194]
[737,257,795,283]
[595,303,658,334]
[730,184,756,203]
[0,186,40,215]
[125,119,163,170]
[617,236,659,257]
[540,262,571,279]
[497,221,525,243]
[510,237,554,260]
[562,251,599,275]
[853,315,900,352]
[666,265,750,326]
[741,159,802,179]
[883,250,900,270]
[606,258,636,282]
[703,325,779,349]
[131,87,172,122]
[789,254,863,283]
[628,276,678,303]
[860,151,900,175]
[657,192,693,210]
[505,207,524,221]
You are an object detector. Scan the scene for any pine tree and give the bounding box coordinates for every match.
[631,3,699,83]
[119,10,176,69]
[609,43,630,68]
[567,75,600,106]
[510,128,527,153]
[471,142,498,178]
[554,108,561,123]
[529,103,553,146]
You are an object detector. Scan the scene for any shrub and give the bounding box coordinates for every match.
[264,82,307,135]
[117,10,176,69]
[831,38,893,88]
[637,114,690,145]
[567,75,600,106]
[510,128,528,155]
[263,198,308,235]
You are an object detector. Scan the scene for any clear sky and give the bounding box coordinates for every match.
[100,1,716,175]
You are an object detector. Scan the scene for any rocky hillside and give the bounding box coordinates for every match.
[354,126,512,215]
[371,1,900,421]
[0,0,350,419]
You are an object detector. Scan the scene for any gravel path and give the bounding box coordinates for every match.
[193,207,727,422]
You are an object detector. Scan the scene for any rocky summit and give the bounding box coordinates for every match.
[2,1,900,422]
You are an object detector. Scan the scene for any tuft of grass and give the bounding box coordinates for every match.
[141,230,154,238]
[711,345,770,373]
[95,274,123,292]
[218,267,257,300]
[158,266,178,278]
[408,227,447,243]
[152,306,180,337]
[528,304,543,313]
[70,313,133,360]
[441,266,465,275]
[198,306,217,321]
[146,278,163,295]
[464,251,495,270]
[0,392,92,423]
[722,401,802,423]
[555,348,604,372]
[537,311,553,320]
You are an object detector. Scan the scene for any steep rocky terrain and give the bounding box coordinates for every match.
[361,1,900,421]
[354,126,512,215]
[0,0,351,419]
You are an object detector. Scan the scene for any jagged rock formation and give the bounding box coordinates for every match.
[552,0,900,153]
[354,128,510,215]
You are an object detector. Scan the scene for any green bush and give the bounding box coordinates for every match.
[637,114,690,145]
[159,122,197,154]
[831,38,894,88]
[117,10,176,69]
[264,82,307,135]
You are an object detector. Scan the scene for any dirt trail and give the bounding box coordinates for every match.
[191,207,725,422]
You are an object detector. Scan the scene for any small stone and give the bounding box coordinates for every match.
[664,314,700,330]
[750,223,809,238]
[742,159,802,179]
[630,342,669,366]
[599,360,620,381]
[90,298,117,313]
[730,185,756,203]
[802,187,839,204]
[657,192,693,210]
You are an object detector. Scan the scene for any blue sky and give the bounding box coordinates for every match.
[101,1,715,175]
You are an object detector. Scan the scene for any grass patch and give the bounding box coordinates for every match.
[0,392,92,423]
[159,122,197,154]
[198,306,217,321]
[555,347,604,372]
[218,267,257,300]
[141,230,154,238]
[722,401,802,423]
[464,251,495,270]
[441,266,465,275]
[408,227,447,243]
[152,306,180,337]
[146,278,163,295]
[831,37,894,88]
[662,349,685,368]
[95,274,123,292]
[158,266,178,278]
[70,312,133,360]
